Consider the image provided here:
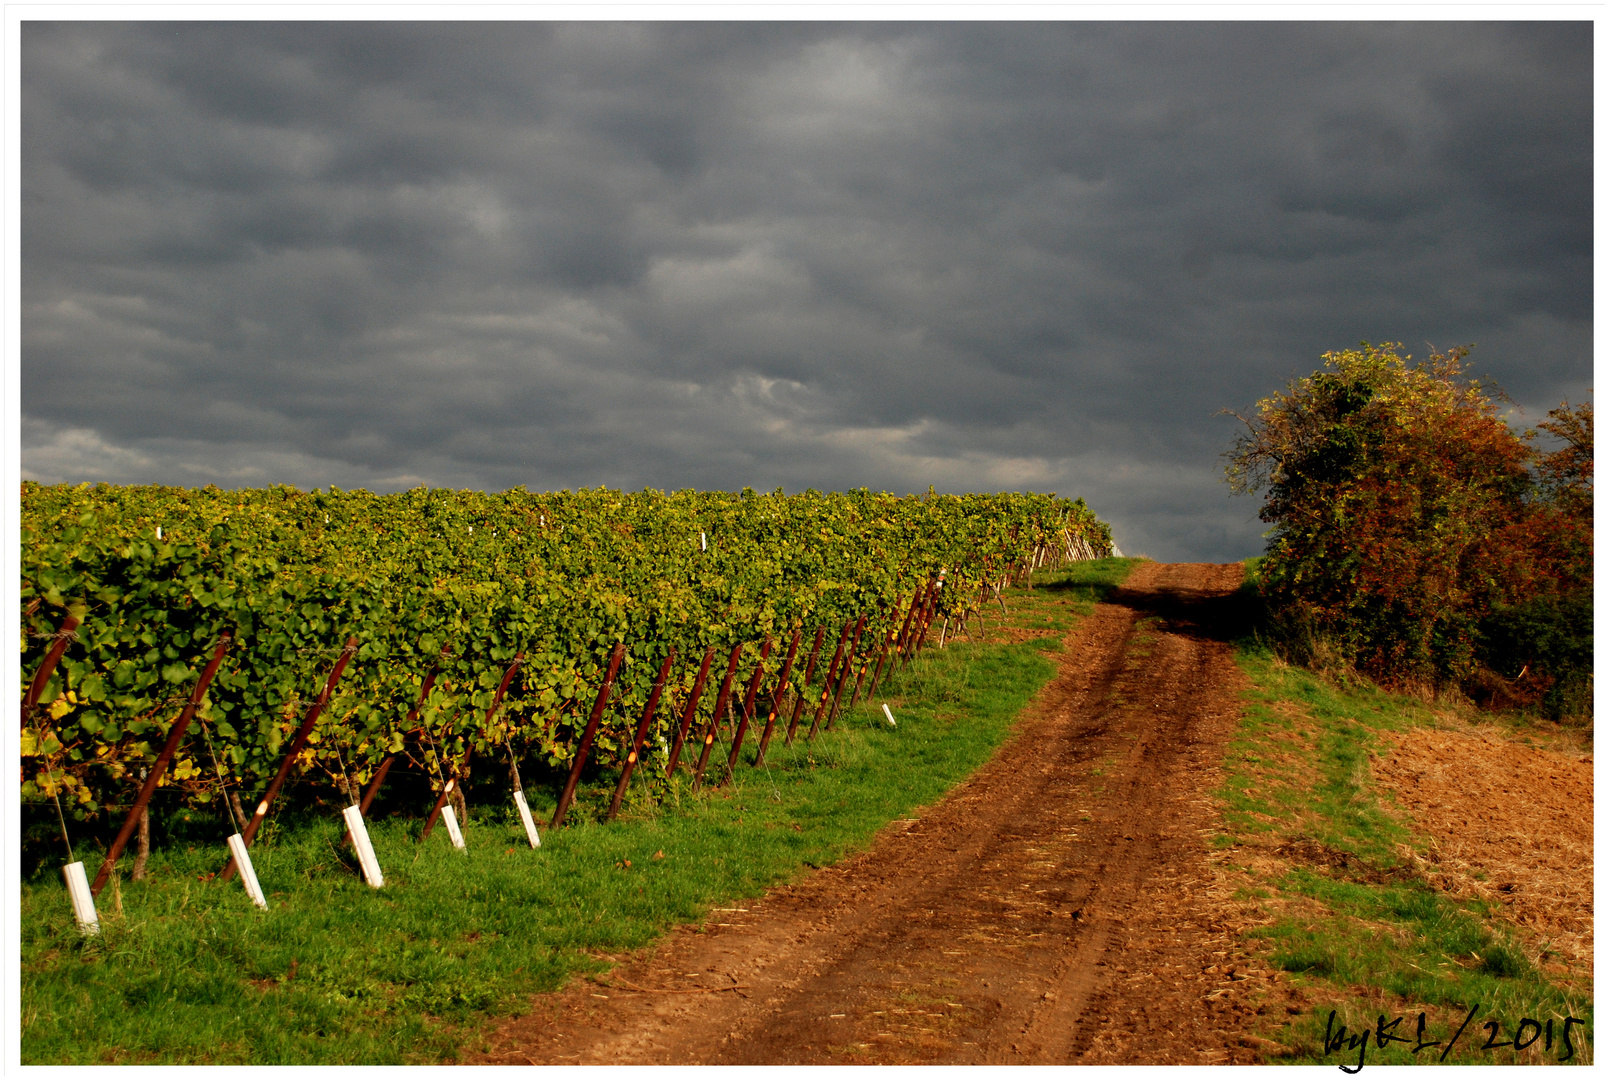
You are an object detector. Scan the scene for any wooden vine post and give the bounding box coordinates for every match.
[892,586,925,664]
[691,643,743,790]
[420,745,472,845]
[220,636,359,883]
[913,570,946,654]
[784,625,827,745]
[847,606,884,710]
[360,644,451,816]
[752,628,801,767]
[723,634,773,776]
[827,614,867,730]
[22,611,82,727]
[807,619,854,741]
[903,578,938,662]
[423,651,522,841]
[607,648,676,821]
[665,646,715,776]
[550,642,626,828]
[865,592,908,698]
[91,634,233,897]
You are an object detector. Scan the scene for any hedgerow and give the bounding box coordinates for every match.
[1225,343,1590,712]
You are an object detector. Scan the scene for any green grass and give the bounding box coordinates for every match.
[1226,561,1592,1066]
[20,558,1139,1065]
[1031,556,1144,607]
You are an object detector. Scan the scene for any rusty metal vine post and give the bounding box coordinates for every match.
[723,635,773,777]
[666,646,715,776]
[607,648,676,821]
[784,625,827,745]
[220,636,359,883]
[22,612,82,727]
[692,643,743,790]
[91,634,232,898]
[422,650,522,840]
[550,643,626,828]
[753,628,801,767]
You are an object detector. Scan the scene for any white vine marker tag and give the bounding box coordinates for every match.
[700,531,707,551]
[61,861,99,934]
[341,805,385,887]
[513,789,541,848]
[441,802,467,849]
[882,703,897,727]
[227,833,269,909]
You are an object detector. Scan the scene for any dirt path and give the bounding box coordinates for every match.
[471,562,1294,1065]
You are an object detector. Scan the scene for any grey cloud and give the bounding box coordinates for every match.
[21,21,1592,561]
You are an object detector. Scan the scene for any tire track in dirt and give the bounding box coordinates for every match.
[469,562,1269,1065]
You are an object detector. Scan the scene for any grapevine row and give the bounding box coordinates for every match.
[21,484,1112,831]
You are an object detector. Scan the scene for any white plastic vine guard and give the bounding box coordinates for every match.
[62,861,99,934]
[227,833,269,909]
[513,789,541,849]
[441,802,467,850]
[882,703,897,727]
[341,805,385,887]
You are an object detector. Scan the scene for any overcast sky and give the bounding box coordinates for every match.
[18,20,1592,561]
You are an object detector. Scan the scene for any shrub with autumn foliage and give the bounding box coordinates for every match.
[1226,342,1591,715]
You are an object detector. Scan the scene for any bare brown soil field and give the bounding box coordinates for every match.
[470,562,1309,1065]
[1373,727,1594,982]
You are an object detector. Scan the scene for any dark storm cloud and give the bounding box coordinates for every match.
[20,21,1592,560]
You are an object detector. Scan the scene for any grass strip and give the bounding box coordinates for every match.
[19,558,1139,1065]
[1224,563,1593,1066]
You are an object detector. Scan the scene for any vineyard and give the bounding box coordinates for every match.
[20,482,1111,910]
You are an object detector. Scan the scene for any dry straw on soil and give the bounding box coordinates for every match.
[1372,726,1593,982]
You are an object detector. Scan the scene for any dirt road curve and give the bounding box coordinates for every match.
[473,562,1288,1065]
